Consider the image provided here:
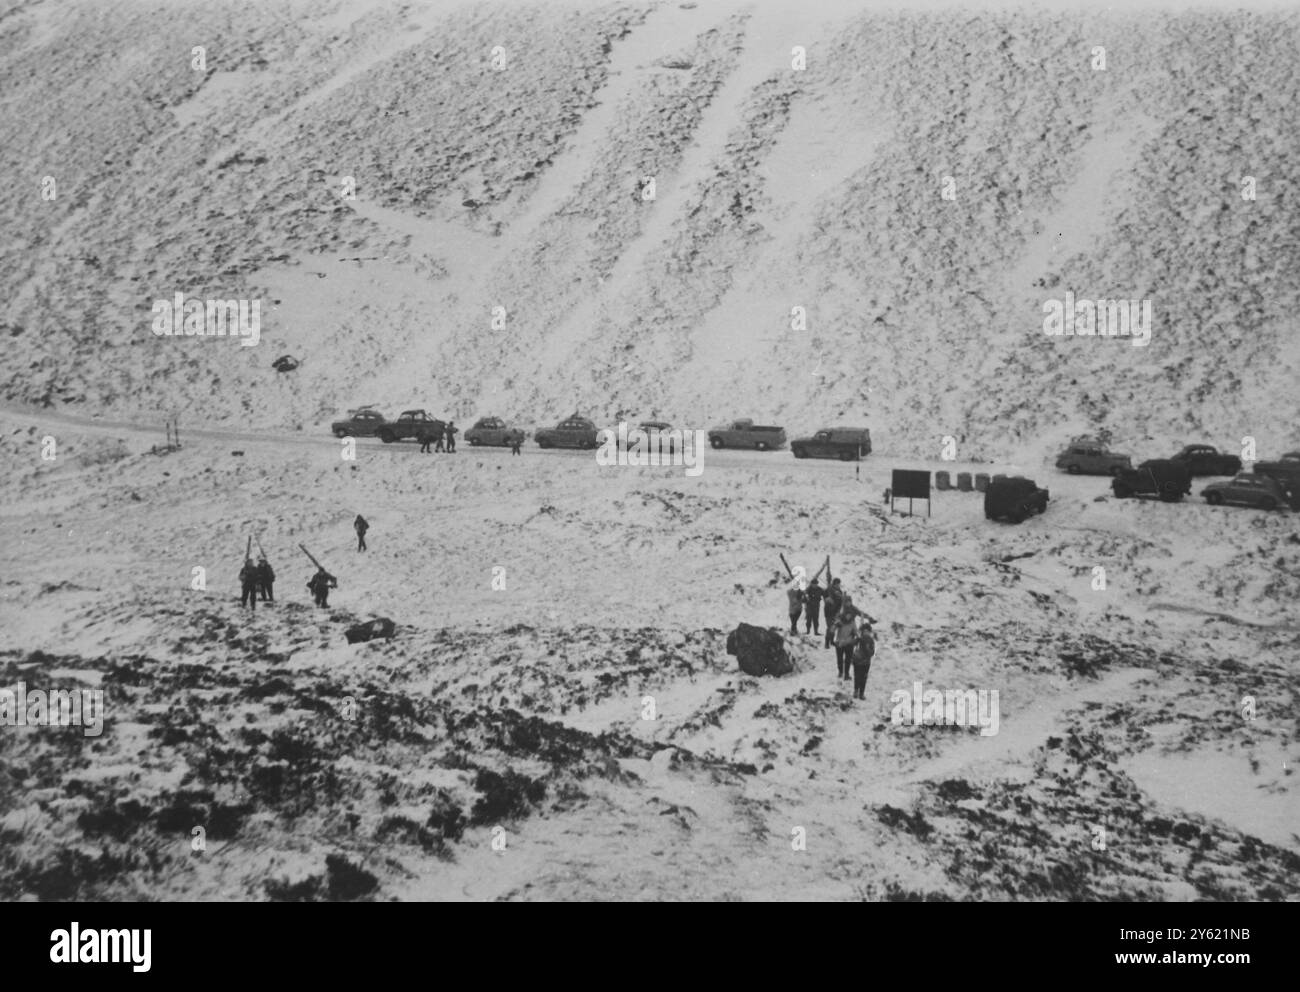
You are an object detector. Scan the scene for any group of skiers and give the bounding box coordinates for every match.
[237,514,370,612]
[417,422,458,454]
[786,574,877,700]
[237,556,276,609]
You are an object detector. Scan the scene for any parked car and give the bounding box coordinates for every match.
[331,407,387,438]
[1253,450,1300,506]
[619,421,680,455]
[465,416,525,447]
[535,415,600,449]
[1054,438,1132,475]
[791,427,872,461]
[1111,459,1192,502]
[1201,473,1288,510]
[377,410,445,444]
[707,419,787,450]
[984,476,1049,523]
[1170,444,1242,477]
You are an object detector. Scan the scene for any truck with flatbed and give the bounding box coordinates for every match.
[707,419,787,450]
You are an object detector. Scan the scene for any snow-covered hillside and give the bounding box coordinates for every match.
[2,0,1297,458]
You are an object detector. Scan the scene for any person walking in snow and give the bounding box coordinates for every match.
[786,581,804,634]
[354,514,369,552]
[256,556,275,602]
[307,567,337,608]
[803,577,825,636]
[239,558,259,611]
[823,577,844,649]
[833,594,864,679]
[850,617,876,700]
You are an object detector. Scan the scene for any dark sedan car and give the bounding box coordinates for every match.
[535,416,600,449]
[1171,444,1242,477]
[465,417,525,447]
[331,407,386,438]
[1201,473,1288,510]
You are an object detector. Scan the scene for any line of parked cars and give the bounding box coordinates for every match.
[329,409,1294,514]
[1053,435,1294,512]
[330,410,877,460]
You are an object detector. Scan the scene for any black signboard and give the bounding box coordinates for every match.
[889,469,932,517]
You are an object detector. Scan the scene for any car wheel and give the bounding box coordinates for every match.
[1066,464,1080,474]
[1260,497,1277,510]
[838,450,854,461]
[756,441,769,451]
[334,429,348,438]
[793,447,806,459]
[710,437,724,449]
[1204,492,1223,505]
[378,430,395,444]
[1113,484,1132,498]
[538,439,552,449]
[1108,466,1123,476]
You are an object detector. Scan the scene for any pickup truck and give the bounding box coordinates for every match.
[377,410,446,444]
[1170,444,1242,477]
[707,419,786,450]
[791,427,871,461]
[535,415,600,449]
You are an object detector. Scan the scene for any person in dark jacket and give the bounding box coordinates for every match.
[786,582,804,634]
[239,558,259,610]
[354,514,369,551]
[418,428,435,454]
[445,421,458,452]
[307,568,337,607]
[509,430,523,455]
[832,594,863,678]
[851,619,876,699]
[803,577,824,635]
[256,556,275,602]
[823,578,844,649]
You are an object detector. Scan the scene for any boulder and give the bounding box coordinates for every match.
[345,617,397,644]
[726,623,793,677]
